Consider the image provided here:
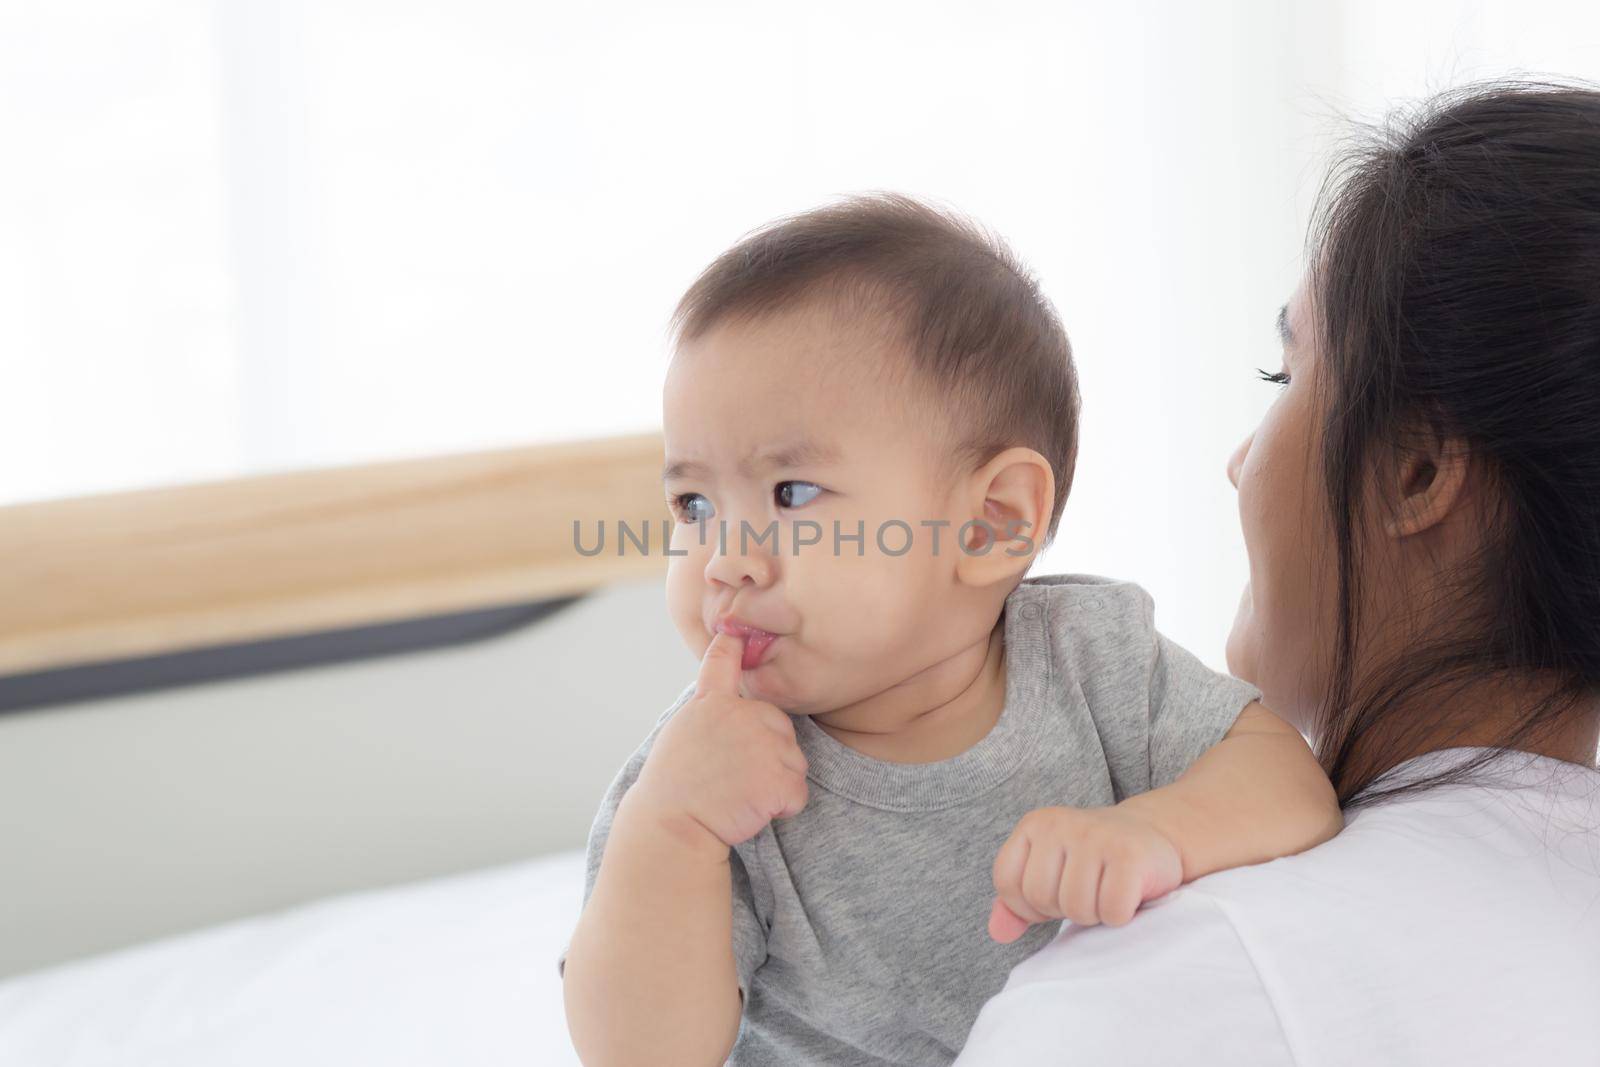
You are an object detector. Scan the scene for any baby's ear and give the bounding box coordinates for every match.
[954,446,1053,586]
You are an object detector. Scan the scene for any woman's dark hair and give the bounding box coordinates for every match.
[1311,81,1600,805]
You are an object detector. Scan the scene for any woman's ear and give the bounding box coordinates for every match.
[954,447,1054,587]
[1384,432,1472,539]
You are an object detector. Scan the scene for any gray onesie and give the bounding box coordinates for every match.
[562,573,1261,1065]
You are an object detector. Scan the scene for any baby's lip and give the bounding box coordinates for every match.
[714,617,782,669]
[715,616,778,639]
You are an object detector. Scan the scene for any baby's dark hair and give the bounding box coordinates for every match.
[671,194,1079,543]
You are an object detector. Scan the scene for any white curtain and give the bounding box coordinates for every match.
[4,0,1598,663]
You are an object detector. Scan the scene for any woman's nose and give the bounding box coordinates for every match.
[1226,432,1253,490]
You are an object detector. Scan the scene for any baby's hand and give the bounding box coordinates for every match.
[987,806,1183,943]
[625,632,809,860]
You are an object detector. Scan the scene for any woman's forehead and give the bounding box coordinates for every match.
[1280,281,1318,367]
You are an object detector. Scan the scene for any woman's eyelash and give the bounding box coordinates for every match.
[1256,367,1291,386]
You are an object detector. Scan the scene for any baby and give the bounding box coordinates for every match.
[561,195,1340,1066]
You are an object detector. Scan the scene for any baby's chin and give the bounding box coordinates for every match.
[739,665,813,714]
[740,662,855,718]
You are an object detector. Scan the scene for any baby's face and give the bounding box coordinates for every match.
[663,305,985,716]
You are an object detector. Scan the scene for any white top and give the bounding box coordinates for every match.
[953,747,1600,1067]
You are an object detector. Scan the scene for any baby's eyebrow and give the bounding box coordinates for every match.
[662,441,842,483]
[745,441,842,475]
[662,458,709,482]
[1277,304,1294,347]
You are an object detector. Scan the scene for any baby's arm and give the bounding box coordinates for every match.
[989,702,1339,942]
[1116,701,1342,880]
[563,799,744,1065]
[563,634,809,1066]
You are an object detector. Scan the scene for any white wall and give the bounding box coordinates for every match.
[9,2,1600,664]
[0,581,692,979]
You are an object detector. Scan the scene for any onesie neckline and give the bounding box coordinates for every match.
[790,583,1056,812]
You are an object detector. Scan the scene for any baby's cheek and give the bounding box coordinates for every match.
[787,554,880,637]
[665,553,709,652]
[786,523,943,656]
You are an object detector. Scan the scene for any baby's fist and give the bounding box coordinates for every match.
[627,631,809,857]
[988,806,1183,942]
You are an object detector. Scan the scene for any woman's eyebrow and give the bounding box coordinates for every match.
[1277,305,1294,347]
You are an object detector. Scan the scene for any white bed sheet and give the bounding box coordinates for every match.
[0,850,586,1067]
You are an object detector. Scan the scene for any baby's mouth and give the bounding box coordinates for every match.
[716,619,781,670]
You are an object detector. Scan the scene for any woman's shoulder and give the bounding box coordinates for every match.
[956,751,1600,1066]
[956,887,1291,1065]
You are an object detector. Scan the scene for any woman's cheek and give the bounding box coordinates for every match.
[1227,443,1275,687]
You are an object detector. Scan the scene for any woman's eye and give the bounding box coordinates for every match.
[774,481,823,509]
[670,493,715,523]
[1256,367,1291,387]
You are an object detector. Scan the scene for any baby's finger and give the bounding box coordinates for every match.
[991,831,1029,902]
[756,703,799,740]
[773,774,809,819]
[992,836,1050,926]
[696,632,745,697]
[1098,862,1144,927]
[987,898,1032,944]
[776,739,809,777]
[1059,849,1107,927]
[1020,842,1066,919]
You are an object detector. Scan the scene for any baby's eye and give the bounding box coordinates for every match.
[669,492,715,523]
[1256,367,1291,387]
[774,481,823,510]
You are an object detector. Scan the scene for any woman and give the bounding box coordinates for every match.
[954,82,1600,1065]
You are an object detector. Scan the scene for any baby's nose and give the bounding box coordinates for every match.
[704,526,778,588]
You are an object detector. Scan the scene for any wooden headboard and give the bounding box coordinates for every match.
[0,433,667,677]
